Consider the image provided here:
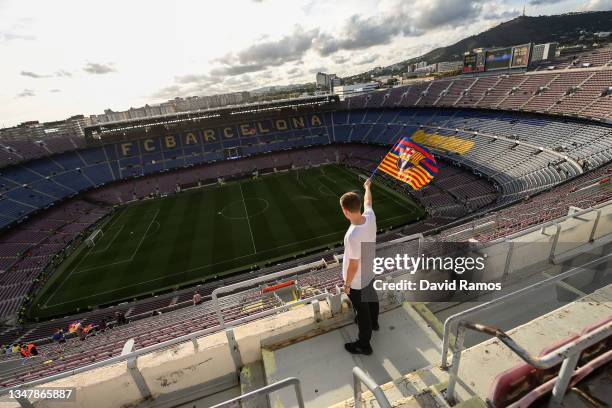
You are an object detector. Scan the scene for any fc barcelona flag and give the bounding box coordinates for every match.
[376,136,438,190]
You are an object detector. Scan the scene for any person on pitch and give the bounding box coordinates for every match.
[339,178,379,355]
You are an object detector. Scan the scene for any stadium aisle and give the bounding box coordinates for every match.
[262,304,441,407]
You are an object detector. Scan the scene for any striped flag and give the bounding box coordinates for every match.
[376,136,438,190]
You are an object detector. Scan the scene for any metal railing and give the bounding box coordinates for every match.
[440,252,611,369]
[352,367,392,408]
[212,259,327,327]
[0,260,332,402]
[210,377,305,408]
[446,320,612,407]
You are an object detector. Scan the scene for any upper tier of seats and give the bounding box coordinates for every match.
[346,68,612,122]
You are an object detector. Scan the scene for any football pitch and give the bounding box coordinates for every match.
[29,165,425,320]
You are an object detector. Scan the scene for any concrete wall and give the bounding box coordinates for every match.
[0,302,335,408]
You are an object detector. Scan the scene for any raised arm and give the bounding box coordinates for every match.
[363,178,372,209]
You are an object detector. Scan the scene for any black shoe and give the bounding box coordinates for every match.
[345,341,373,355]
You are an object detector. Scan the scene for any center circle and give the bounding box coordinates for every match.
[221,198,269,220]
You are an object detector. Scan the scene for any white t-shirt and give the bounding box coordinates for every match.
[342,206,377,290]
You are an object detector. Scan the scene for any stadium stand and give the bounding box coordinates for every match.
[0,49,610,406]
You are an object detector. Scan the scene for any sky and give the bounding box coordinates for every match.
[0,0,610,127]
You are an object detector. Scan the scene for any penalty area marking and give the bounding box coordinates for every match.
[90,225,125,254]
[48,209,160,285]
[44,210,412,308]
[44,209,161,308]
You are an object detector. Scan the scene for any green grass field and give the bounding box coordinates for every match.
[29,165,425,320]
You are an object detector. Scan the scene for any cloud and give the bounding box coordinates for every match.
[413,0,484,29]
[153,0,540,102]
[83,62,116,75]
[315,14,415,56]
[582,0,612,10]
[313,0,489,57]
[16,89,35,98]
[151,85,182,99]
[20,71,50,78]
[529,0,564,4]
[308,66,328,74]
[286,67,302,75]
[20,69,73,79]
[174,74,210,84]
[220,27,318,68]
[0,31,35,42]
[210,64,266,77]
[355,53,380,65]
[332,55,350,64]
[482,8,521,19]
[55,69,72,78]
[50,89,61,93]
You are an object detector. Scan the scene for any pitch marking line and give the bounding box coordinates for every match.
[44,211,411,308]
[318,184,336,197]
[43,242,95,308]
[239,183,257,254]
[64,209,160,276]
[90,225,124,254]
[44,209,160,307]
[220,198,270,220]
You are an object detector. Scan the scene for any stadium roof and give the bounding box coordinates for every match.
[84,94,339,136]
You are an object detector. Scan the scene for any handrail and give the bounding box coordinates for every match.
[446,320,612,407]
[212,259,326,327]
[488,199,610,245]
[352,367,392,408]
[439,252,611,368]
[0,292,329,397]
[210,377,305,408]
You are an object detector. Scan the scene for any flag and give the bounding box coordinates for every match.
[376,136,438,190]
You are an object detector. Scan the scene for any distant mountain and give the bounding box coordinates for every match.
[346,11,612,81]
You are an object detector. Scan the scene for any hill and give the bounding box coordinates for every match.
[345,11,612,82]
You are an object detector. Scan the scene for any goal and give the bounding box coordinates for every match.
[85,229,104,247]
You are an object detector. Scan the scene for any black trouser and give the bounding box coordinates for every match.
[348,279,380,348]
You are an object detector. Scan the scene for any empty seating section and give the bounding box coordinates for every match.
[440,164,612,241]
[0,200,110,318]
[333,108,611,201]
[522,71,591,112]
[455,76,500,108]
[351,48,611,123]
[436,78,477,106]
[498,73,558,110]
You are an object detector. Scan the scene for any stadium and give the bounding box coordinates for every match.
[0,11,611,408]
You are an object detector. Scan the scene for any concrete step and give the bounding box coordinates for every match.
[262,304,443,408]
[240,361,269,408]
[329,365,449,408]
